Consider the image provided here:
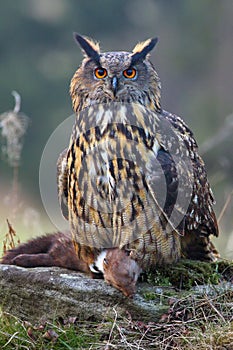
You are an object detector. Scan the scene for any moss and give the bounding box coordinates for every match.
[143,288,186,304]
[146,259,232,290]
[214,259,233,281]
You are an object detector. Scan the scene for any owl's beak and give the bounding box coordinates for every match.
[111,76,119,97]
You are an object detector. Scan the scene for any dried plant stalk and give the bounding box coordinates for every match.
[0,91,30,216]
[0,91,29,168]
[2,219,21,254]
[217,190,233,225]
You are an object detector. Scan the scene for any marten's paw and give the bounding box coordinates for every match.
[11,254,32,267]
[11,253,54,268]
[1,250,18,265]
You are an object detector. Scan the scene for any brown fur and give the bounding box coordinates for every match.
[1,232,90,274]
[103,249,141,297]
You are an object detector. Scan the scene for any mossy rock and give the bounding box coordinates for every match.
[146,259,233,290]
[0,261,232,349]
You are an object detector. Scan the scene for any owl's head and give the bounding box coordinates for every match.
[70,33,161,112]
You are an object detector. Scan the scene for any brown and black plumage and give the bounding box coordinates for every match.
[57,33,219,272]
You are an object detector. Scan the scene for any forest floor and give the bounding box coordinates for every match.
[0,259,232,350]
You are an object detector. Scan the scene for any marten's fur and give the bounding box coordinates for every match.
[1,232,141,297]
[1,232,90,273]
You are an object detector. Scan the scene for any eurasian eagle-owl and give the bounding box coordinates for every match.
[57,33,219,271]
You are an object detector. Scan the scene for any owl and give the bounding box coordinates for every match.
[57,33,219,273]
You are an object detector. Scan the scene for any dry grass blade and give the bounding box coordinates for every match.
[104,308,118,349]
[217,190,233,225]
[2,331,19,348]
[204,295,226,322]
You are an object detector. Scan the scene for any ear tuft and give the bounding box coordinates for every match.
[73,33,100,64]
[131,37,158,65]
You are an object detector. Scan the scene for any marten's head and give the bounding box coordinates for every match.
[103,248,141,297]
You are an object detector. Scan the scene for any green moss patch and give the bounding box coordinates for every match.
[146,259,233,290]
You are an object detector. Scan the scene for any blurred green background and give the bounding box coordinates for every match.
[0,0,232,258]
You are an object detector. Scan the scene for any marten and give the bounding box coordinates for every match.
[1,232,141,297]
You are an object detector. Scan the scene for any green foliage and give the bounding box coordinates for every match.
[0,313,101,349]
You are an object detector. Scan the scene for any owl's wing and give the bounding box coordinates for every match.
[57,148,69,220]
[142,109,195,236]
[150,148,182,222]
[160,110,219,260]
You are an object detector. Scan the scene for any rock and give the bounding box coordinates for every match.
[1,260,231,324]
[0,264,167,323]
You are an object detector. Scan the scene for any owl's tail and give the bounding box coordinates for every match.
[181,231,220,262]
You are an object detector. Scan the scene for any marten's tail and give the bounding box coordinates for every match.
[1,233,58,265]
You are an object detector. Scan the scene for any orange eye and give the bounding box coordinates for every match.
[123,68,137,79]
[94,67,107,79]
